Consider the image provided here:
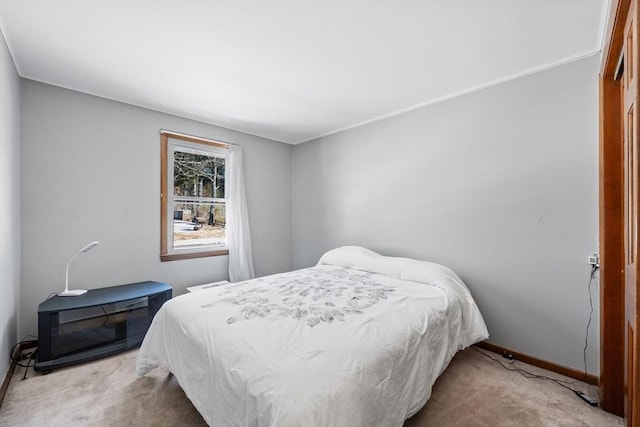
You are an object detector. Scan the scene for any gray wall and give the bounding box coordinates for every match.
[20,80,292,337]
[0,28,20,373]
[293,55,600,373]
[14,53,602,374]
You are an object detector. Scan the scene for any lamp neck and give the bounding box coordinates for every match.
[64,252,82,293]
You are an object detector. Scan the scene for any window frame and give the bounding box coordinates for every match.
[160,130,230,262]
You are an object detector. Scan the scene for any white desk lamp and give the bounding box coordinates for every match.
[60,241,99,296]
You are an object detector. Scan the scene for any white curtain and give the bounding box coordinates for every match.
[227,145,255,282]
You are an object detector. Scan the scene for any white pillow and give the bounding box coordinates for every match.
[317,246,382,269]
[317,246,461,287]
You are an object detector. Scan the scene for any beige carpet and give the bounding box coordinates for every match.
[0,347,623,426]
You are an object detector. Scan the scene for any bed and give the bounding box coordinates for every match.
[135,246,488,426]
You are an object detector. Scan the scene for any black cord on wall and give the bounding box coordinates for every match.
[472,263,601,407]
[583,264,598,377]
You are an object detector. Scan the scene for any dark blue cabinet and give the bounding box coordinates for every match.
[35,281,172,372]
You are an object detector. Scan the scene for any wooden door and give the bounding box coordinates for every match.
[623,2,640,425]
[601,0,640,424]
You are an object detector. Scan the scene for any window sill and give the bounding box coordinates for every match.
[160,249,229,262]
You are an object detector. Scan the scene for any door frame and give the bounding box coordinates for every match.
[600,0,633,417]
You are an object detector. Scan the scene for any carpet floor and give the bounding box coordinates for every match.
[0,347,623,426]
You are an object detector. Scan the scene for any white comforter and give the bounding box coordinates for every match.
[136,246,488,426]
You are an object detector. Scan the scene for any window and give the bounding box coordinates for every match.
[160,130,229,261]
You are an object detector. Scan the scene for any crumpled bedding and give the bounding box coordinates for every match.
[136,246,488,426]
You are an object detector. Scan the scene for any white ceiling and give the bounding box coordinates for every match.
[0,0,607,144]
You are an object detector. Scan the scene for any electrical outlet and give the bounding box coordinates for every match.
[588,252,599,267]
